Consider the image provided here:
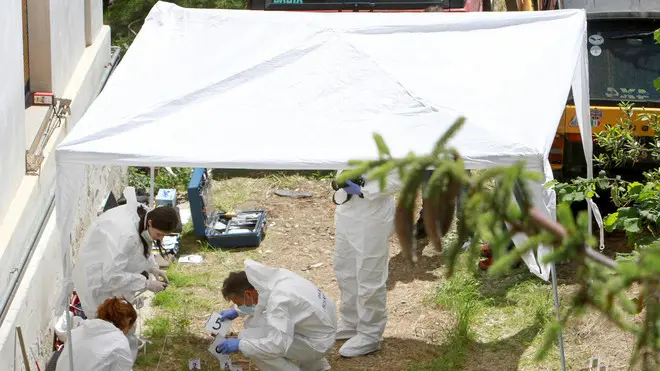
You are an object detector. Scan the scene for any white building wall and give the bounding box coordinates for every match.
[86,0,104,46]
[49,0,86,96]
[0,0,27,225]
[0,0,126,368]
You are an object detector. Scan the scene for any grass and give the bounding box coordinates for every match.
[134,174,293,371]
[409,260,555,371]
[135,241,249,370]
[409,273,482,371]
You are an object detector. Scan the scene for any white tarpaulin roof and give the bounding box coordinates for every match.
[55,1,592,300]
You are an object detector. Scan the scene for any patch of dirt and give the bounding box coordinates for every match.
[217,177,450,370]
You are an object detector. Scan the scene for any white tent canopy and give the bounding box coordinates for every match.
[55,2,592,306]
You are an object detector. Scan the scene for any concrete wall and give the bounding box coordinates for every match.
[49,0,86,96]
[86,0,104,46]
[0,0,126,368]
[0,0,27,225]
[0,164,125,369]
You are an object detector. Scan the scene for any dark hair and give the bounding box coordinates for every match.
[221,271,255,301]
[97,297,137,332]
[137,206,179,258]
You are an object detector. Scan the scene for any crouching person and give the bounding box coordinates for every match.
[217,259,337,371]
[56,297,137,371]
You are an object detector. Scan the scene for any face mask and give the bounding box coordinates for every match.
[238,305,255,314]
[141,229,153,245]
[141,209,153,244]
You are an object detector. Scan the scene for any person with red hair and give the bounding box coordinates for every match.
[56,297,137,371]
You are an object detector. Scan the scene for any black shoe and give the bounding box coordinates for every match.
[415,219,426,239]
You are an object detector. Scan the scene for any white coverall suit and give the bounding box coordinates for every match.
[56,319,134,371]
[333,173,398,357]
[72,187,157,360]
[237,259,337,371]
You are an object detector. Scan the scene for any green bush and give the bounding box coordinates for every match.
[127,167,193,196]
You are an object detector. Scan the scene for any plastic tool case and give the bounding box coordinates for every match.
[188,168,267,249]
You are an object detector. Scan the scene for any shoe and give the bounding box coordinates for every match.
[414,219,426,239]
[336,327,357,340]
[338,335,380,357]
[300,357,331,371]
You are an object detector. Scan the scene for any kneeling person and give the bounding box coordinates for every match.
[217,259,337,371]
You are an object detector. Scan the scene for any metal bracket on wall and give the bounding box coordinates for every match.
[25,97,72,176]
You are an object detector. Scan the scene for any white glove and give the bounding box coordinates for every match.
[145,279,166,293]
[149,267,169,284]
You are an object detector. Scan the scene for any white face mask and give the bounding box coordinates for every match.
[141,209,153,244]
[141,229,153,245]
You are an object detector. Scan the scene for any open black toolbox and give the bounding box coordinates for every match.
[188,168,267,249]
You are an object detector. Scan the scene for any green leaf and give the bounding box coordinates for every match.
[638,207,660,224]
[616,261,638,278]
[615,252,638,262]
[623,218,642,234]
[654,77,660,91]
[366,162,396,192]
[337,162,371,184]
[626,182,643,196]
[603,212,619,232]
[640,251,660,272]
[432,117,465,156]
[372,133,391,158]
[635,236,660,250]
[544,179,558,189]
[557,185,583,203]
[617,207,639,219]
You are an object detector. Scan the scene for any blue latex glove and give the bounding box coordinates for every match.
[344,180,362,195]
[217,338,240,354]
[220,309,238,321]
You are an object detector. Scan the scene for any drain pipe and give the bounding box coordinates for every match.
[95,46,123,98]
[0,194,55,325]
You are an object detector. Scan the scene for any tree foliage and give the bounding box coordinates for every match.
[592,102,660,169]
[105,0,247,48]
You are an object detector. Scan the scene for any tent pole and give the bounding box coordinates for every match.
[65,302,75,371]
[150,167,155,207]
[551,262,567,371]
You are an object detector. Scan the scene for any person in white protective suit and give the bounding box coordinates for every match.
[216,259,337,371]
[71,186,179,359]
[56,297,137,371]
[333,172,398,357]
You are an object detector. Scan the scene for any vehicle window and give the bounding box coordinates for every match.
[262,0,462,11]
[587,18,660,103]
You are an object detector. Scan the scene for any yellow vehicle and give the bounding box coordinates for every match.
[549,0,660,180]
